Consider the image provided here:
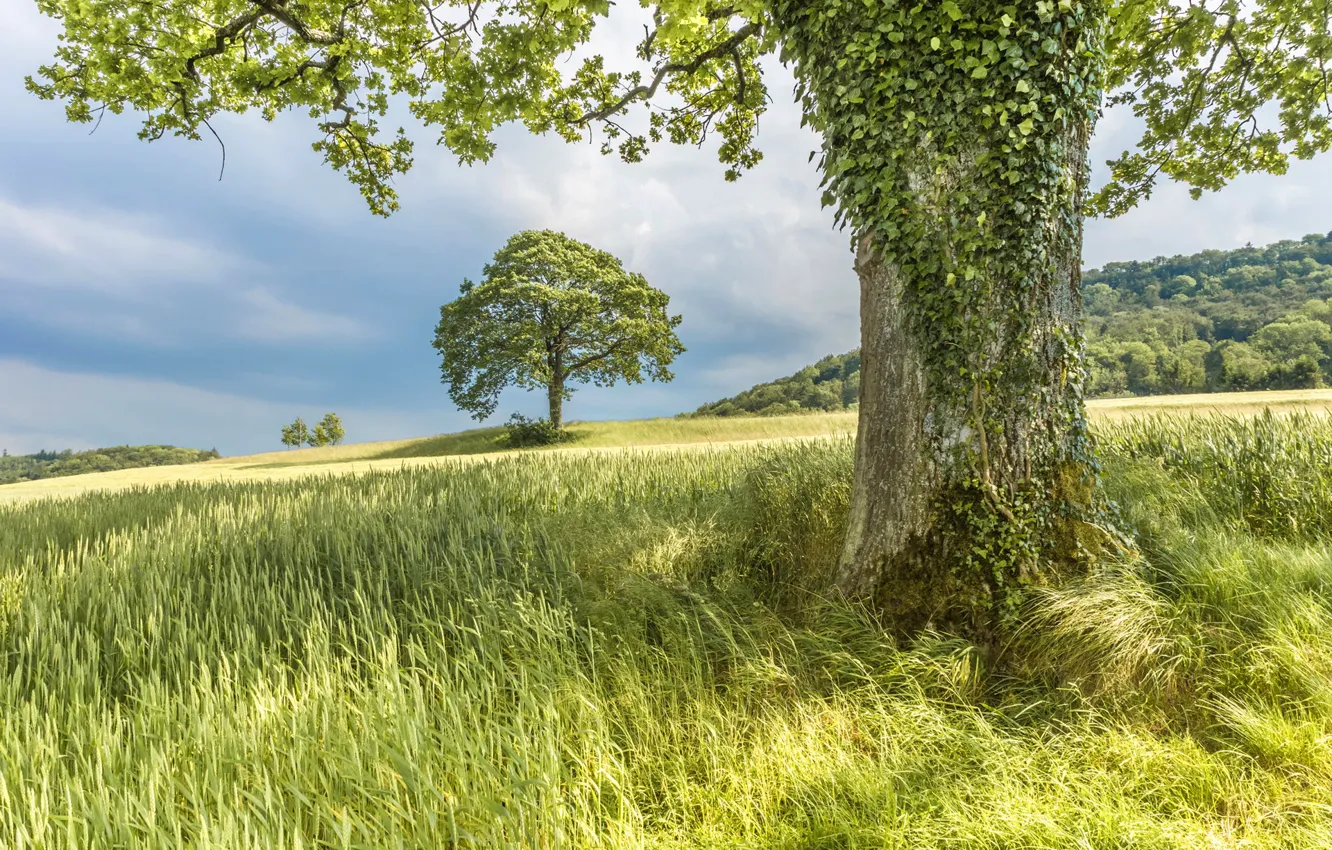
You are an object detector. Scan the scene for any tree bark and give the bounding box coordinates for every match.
[548,376,564,429]
[834,121,1097,641]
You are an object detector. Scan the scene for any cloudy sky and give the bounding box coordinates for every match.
[2,1,1330,456]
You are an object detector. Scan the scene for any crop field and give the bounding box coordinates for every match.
[2,409,1332,846]
[4,389,1332,506]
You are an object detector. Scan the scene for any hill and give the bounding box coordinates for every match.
[0,444,221,485]
[692,350,861,417]
[693,231,1332,415]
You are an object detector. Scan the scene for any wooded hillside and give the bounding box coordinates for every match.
[0,446,221,485]
[694,232,1332,416]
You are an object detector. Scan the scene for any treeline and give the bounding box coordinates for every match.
[0,445,220,485]
[1085,231,1332,394]
[691,351,860,417]
[693,231,1332,416]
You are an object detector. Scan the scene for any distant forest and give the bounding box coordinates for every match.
[693,231,1332,416]
[0,445,220,486]
[692,351,861,417]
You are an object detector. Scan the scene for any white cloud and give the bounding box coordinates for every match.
[0,359,466,456]
[1084,111,1332,268]
[696,351,825,394]
[421,84,861,362]
[237,288,376,343]
[0,197,245,296]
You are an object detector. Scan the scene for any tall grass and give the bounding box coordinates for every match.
[2,423,1332,846]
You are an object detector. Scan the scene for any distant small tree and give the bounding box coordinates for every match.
[317,413,345,446]
[433,230,684,429]
[281,418,311,449]
[311,425,330,447]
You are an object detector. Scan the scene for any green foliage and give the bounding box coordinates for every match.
[0,445,219,485]
[692,351,860,417]
[280,417,311,449]
[315,413,343,447]
[503,413,577,449]
[309,412,346,447]
[3,420,1332,843]
[433,230,683,425]
[25,0,775,215]
[27,0,1332,629]
[27,0,1328,220]
[1095,0,1332,215]
[1085,231,1332,395]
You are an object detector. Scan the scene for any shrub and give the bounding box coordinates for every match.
[504,413,577,448]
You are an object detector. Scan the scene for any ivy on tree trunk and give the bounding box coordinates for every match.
[771,0,1115,639]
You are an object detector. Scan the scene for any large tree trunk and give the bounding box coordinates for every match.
[835,127,1095,640]
[768,0,1111,641]
[772,0,1113,639]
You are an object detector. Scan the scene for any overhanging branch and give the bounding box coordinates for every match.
[575,21,761,124]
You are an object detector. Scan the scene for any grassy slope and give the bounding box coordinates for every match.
[5,389,1332,505]
[3,415,1332,845]
[0,411,858,504]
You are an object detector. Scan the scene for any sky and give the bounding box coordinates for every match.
[2,1,1330,457]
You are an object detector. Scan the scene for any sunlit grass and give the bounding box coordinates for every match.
[2,415,1332,845]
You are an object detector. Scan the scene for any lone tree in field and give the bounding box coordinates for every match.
[433,230,683,429]
[29,0,1332,638]
[280,418,310,449]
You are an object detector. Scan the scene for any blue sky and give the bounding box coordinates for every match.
[3,0,1331,457]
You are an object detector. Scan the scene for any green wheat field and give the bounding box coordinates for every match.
[4,403,1332,846]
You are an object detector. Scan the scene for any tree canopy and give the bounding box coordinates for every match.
[433,229,683,427]
[25,0,1331,220]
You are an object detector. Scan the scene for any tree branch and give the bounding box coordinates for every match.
[575,21,761,124]
[184,8,264,80]
[731,48,746,106]
[565,339,626,372]
[247,0,340,44]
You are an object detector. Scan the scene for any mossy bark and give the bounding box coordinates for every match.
[835,122,1098,641]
